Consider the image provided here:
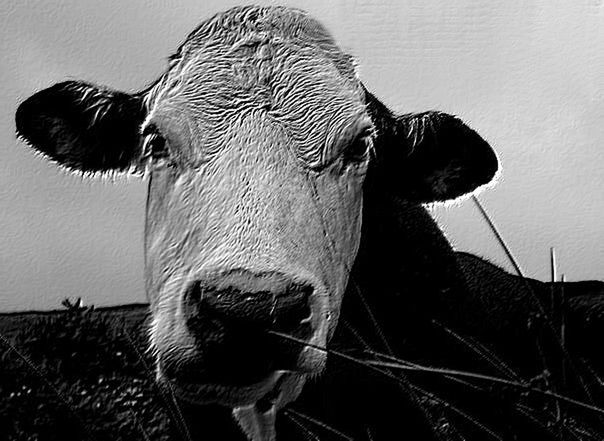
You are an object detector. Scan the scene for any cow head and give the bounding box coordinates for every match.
[15,5,497,435]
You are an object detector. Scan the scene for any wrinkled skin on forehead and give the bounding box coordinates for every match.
[145,6,362,168]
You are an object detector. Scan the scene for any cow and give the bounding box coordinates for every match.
[15,5,603,440]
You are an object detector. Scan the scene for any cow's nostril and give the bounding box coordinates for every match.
[184,280,212,313]
[272,283,313,332]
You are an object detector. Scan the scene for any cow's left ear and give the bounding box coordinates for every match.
[365,88,498,203]
[16,81,147,173]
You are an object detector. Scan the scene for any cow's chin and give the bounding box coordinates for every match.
[167,371,285,407]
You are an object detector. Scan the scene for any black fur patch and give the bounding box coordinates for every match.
[16,81,146,173]
[364,86,499,202]
[395,111,499,202]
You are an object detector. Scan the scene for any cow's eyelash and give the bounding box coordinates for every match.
[142,125,170,161]
[343,129,373,162]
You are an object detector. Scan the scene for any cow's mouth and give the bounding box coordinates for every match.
[158,308,329,407]
[162,342,324,408]
[160,335,326,409]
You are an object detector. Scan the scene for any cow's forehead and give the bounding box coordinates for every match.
[143,6,368,166]
[175,6,356,80]
[147,5,360,105]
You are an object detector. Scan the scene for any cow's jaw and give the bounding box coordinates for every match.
[233,373,307,441]
[234,405,277,441]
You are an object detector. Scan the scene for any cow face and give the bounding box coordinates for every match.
[15,5,497,420]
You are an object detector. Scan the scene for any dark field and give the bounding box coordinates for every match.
[0,303,177,441]
[3,298,604,441]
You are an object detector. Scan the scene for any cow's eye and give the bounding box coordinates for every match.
[344,130,372,163]
[142,124,170,161]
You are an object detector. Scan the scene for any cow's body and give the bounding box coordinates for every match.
[15,6,604,441]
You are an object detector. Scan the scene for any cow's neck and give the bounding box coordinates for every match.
[336,192,470,354]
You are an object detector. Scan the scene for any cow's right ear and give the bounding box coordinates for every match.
[16,81,147,173]
[364,87,498,203]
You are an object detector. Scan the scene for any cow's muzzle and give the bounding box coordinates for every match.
[161,269,324,406]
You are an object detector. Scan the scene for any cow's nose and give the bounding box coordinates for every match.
[184,270,314,334]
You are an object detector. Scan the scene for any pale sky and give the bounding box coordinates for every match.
[1,0,603,311]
